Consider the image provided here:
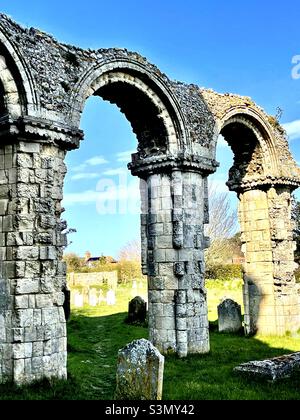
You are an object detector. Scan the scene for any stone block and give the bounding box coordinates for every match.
[15,279,40,294]
[174,262,185,277]
[15,295,29,309]
[15,246,39,260]
[115,339,164,400]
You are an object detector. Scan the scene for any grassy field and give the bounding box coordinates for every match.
[1,280,300,400]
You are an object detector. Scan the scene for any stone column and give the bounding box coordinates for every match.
[0,140,68,384]
[239,187,300,336]
[137,163,210,357]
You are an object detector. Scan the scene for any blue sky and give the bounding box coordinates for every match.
[2,1,300,257]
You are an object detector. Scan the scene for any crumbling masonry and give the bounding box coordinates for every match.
[0,14,299,384]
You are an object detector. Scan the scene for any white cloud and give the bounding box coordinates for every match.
[102,167,127,176]
[282,120,300,141]
[85,156,108,166]
[116,150,135,162]
[63,178,140,213]
[72,155,108,172]
[70,173,100,181]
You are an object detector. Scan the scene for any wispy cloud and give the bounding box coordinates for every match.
[63,178,140,211]
[70,173,100,181]
[102,167,127,176]
[85,156,108,166]
[72,155,108,172]
[116,150,135,162]
[282,120,300,141]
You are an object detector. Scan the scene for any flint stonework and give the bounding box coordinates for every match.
[115,339,164,400]
[0,13,299,385]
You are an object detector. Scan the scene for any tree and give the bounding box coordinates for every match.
[204,183,238,266]
[63,252,83,272]
[118,239,141,261]
[118,239,143,284]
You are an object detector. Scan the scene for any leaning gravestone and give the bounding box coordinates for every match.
[115,338,164,400]
[218,298,242,333]
[128,296,147,324]
[234,352,300,381]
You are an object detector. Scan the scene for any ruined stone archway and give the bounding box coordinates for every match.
[0,14,299,385]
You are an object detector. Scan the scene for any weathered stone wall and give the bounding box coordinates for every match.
[0,141,67,384]
[67,271,118,289]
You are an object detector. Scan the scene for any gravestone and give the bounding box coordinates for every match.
[234,352,300,381]
[62,285,71,321]
[218,298,242,333]
[128,296,147,324]
[106,289,116,305]
[74,291,83,307]
[89,288,98,306]
[115,338,164,400]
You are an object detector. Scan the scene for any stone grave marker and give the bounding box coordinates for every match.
[128,296,147,324]
[218,298,242,333]
[115,338,164,400]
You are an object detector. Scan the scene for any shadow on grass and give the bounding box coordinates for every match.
[1,312,300,400]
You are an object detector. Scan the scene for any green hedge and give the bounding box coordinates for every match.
[205,264,243,280]
[295,267,300,283]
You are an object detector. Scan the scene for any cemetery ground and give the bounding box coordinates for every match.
[1,280,300,400]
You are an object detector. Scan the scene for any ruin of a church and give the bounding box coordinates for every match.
[0,14,299,384]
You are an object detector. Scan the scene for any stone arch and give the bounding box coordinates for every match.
[67,61,187,155]
[0,28,38,118]
[211,107,300,336]
[0,14,299,385]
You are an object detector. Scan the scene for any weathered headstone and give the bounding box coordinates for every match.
[128,296,147,324]
[89,288,98,306]
[106,289,116,305]
[62,285,71,321]
[115,338,164,400]
[74,291,83,307]
[234,352,300,381]
[218,298,242,333]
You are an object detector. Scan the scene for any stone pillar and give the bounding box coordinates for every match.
[139,168,210,357]
[0,140,67,384]
[239,187,300,336]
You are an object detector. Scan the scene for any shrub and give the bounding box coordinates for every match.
[205,264,242,280]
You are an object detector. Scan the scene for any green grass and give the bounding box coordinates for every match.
[1,280,300,399]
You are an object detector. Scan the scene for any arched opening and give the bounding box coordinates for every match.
[205,134,242,325]
[208,115,280,335]
[62,76,178,386]
[97,81,168,157]
[221,120,265,191]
